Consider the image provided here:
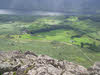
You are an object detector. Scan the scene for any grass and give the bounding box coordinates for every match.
[88,31,100,40]
[14,29,94,46]
[0,37,94,67]
[73,36,93,45]
[0,15,100,67]
[33,18,62,25]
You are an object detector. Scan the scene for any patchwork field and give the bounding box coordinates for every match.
[0,14,100,67]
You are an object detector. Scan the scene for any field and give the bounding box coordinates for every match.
[0,14,100,67]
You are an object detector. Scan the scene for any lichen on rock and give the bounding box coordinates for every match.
[0,51,99,75]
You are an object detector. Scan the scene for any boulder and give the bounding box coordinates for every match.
[88,62,100,75]
[0,51,99,75]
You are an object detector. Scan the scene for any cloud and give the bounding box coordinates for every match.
[0,0,100,12]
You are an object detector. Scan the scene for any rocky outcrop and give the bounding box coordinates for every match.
[0,51,99,75]
[88,62,100,75]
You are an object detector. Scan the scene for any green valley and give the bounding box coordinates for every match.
[0,14,100,67]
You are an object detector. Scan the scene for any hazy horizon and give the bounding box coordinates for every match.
[0,0,100,15]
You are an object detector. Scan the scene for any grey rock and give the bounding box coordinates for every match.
[88,62,100,75]
[0,51,99,75]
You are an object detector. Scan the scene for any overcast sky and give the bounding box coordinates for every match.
[0,0,99,11]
